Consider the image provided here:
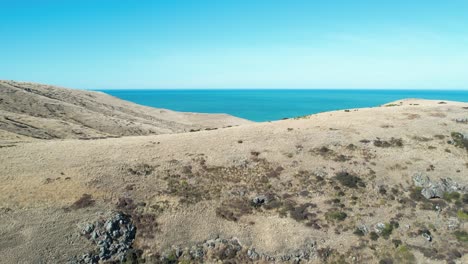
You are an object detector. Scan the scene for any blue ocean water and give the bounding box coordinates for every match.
[99,89,468,122]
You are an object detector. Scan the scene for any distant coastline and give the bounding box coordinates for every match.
[100,89,468,122]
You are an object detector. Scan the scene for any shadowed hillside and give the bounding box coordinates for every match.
[0,80,251,143]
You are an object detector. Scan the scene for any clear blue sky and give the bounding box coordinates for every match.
[1,0,468,89]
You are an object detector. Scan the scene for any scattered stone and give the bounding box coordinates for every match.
[159,237,316,263]
[70,212,136,264]
[247,248,260,260]
[375,223,386,234]
[252,195,267,206]
[412,174,466,199]
[357,224,369,235]
[447,217,460,230]
[455,118,468,124]
[420,229,433,242]
[412,173,431,188]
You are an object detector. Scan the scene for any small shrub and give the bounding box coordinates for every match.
[128,163,155,176]
[392,239,402,248]
[381,223,395,239]
[395,245,416,263]
[443,192,461,202]
[409,187,424,202]
[390,220,400,229]
[216,198,252,222]
[325,211,347,222]
[451,132,468,151]
[457,209,468,221]
[412,136,432,142]
[317,247,334,262]
[370,232,379,241]
[290,203,317,221]
[347,144,357,150]
[166,178,206,204]
[379,186,387,195]
[132,213,158,239]
[379,258,394,264]
[454,231,468,242]
[334,154,352,162]
[462,194,468,204]
[70,194,95,209]
[353,228,365,236]
[250,151,260,157]
[335,171,366,188]
[116,197,137,212]
[373,138,403,148]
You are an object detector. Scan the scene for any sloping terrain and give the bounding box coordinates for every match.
[0,80,251,143]
[0,98,468,263]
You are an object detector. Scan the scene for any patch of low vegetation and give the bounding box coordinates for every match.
[346,144,357,150]
[353,228,365,236]
[310,146,353,162]
[394,245,416,264]
[289,203,318,222]
[451,132,468,151]
[325,210,347,222]
[293,114,310,120]
[272,199,322,228]
[115,197,158,239]
[370,231,379,241]
[462,193,468,204]
[454,231,468,242]
[70,194,95,210]
[127,163,155,176]
[132,213,158,239]
[334,171,366,188]
[166,178,208,204]
[216,198,252,222]
[116,197,138,212]
[334,154,352,162]
[443,192,461,203]
[404,113,421,119]
[409,187,424,202]
[373,138,403,148]
[457,209,468,221]
[412,136,432,142]
[0,144,16,149]
[392,239,402,248]
[381,222,399,239]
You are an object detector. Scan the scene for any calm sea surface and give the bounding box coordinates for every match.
[99,89,468,122]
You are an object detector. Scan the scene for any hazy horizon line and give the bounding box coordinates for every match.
[92,87,468,91]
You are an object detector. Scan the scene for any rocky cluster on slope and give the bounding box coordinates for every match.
[157,237,317,263]
[71,212,136,264]
[413,174,467,199]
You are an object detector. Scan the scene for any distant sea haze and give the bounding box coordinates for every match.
[99,89,468,122]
